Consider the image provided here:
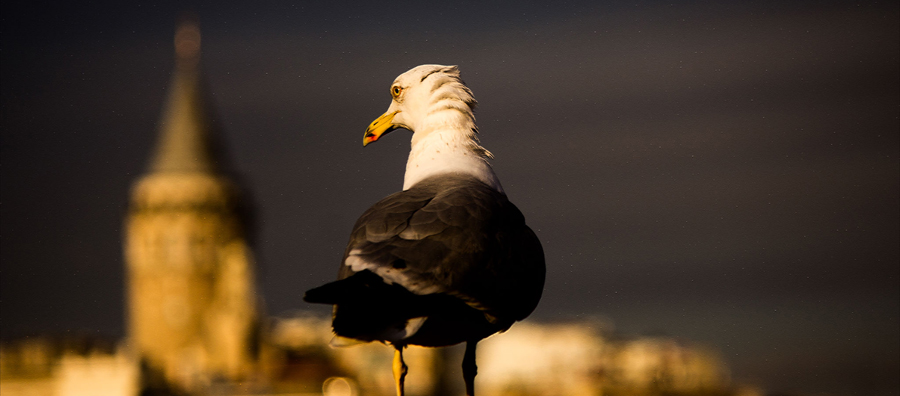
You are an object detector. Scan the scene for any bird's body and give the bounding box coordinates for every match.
[304,65,545,396]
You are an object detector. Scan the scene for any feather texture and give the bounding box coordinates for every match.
[305,174,544,346]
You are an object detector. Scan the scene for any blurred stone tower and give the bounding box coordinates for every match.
[124,21,259,393]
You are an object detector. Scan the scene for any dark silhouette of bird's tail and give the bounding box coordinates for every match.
[304,270,395,304]
[304,270,431,340]
[303,278,350,304]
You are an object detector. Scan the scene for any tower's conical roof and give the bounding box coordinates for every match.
[148,21,222,174]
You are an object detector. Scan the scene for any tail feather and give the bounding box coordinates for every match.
[304,270,487,345]
[304,270,428,340]
[303,280,349,304]
[303,270,391,304]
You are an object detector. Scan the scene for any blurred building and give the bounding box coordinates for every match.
[0,21,748,396]
[264,314,735,396]
[0,336,137,396]
[123,20,259,394]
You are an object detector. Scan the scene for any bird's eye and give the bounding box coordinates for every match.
[391,86,402,98]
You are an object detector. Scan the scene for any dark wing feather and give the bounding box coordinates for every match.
[337,174,545,324]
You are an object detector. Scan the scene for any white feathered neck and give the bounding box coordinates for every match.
[392,65,503,193]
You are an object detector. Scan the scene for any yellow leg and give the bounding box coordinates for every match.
[463,341,478,396]
[393,346,408,396]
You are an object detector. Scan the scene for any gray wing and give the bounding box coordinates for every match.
[338,174,545,322]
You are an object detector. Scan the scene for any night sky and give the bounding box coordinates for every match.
[1,1,898,395]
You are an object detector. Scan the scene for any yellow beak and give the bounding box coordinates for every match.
[363,110,400,146]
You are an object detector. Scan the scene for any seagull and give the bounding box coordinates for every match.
[304,65,545,396]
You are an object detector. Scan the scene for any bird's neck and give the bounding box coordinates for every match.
[403,127,503,193]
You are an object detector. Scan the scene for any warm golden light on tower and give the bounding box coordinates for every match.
[124,20,258,394]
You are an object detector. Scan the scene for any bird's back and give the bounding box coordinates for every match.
[305,174,545,347]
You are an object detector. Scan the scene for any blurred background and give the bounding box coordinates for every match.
[1,1,898,395]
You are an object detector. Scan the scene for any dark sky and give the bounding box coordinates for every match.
[1,1,898,395]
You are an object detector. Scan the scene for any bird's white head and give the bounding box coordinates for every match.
[364,64,500,191]
[364,64,479,148]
